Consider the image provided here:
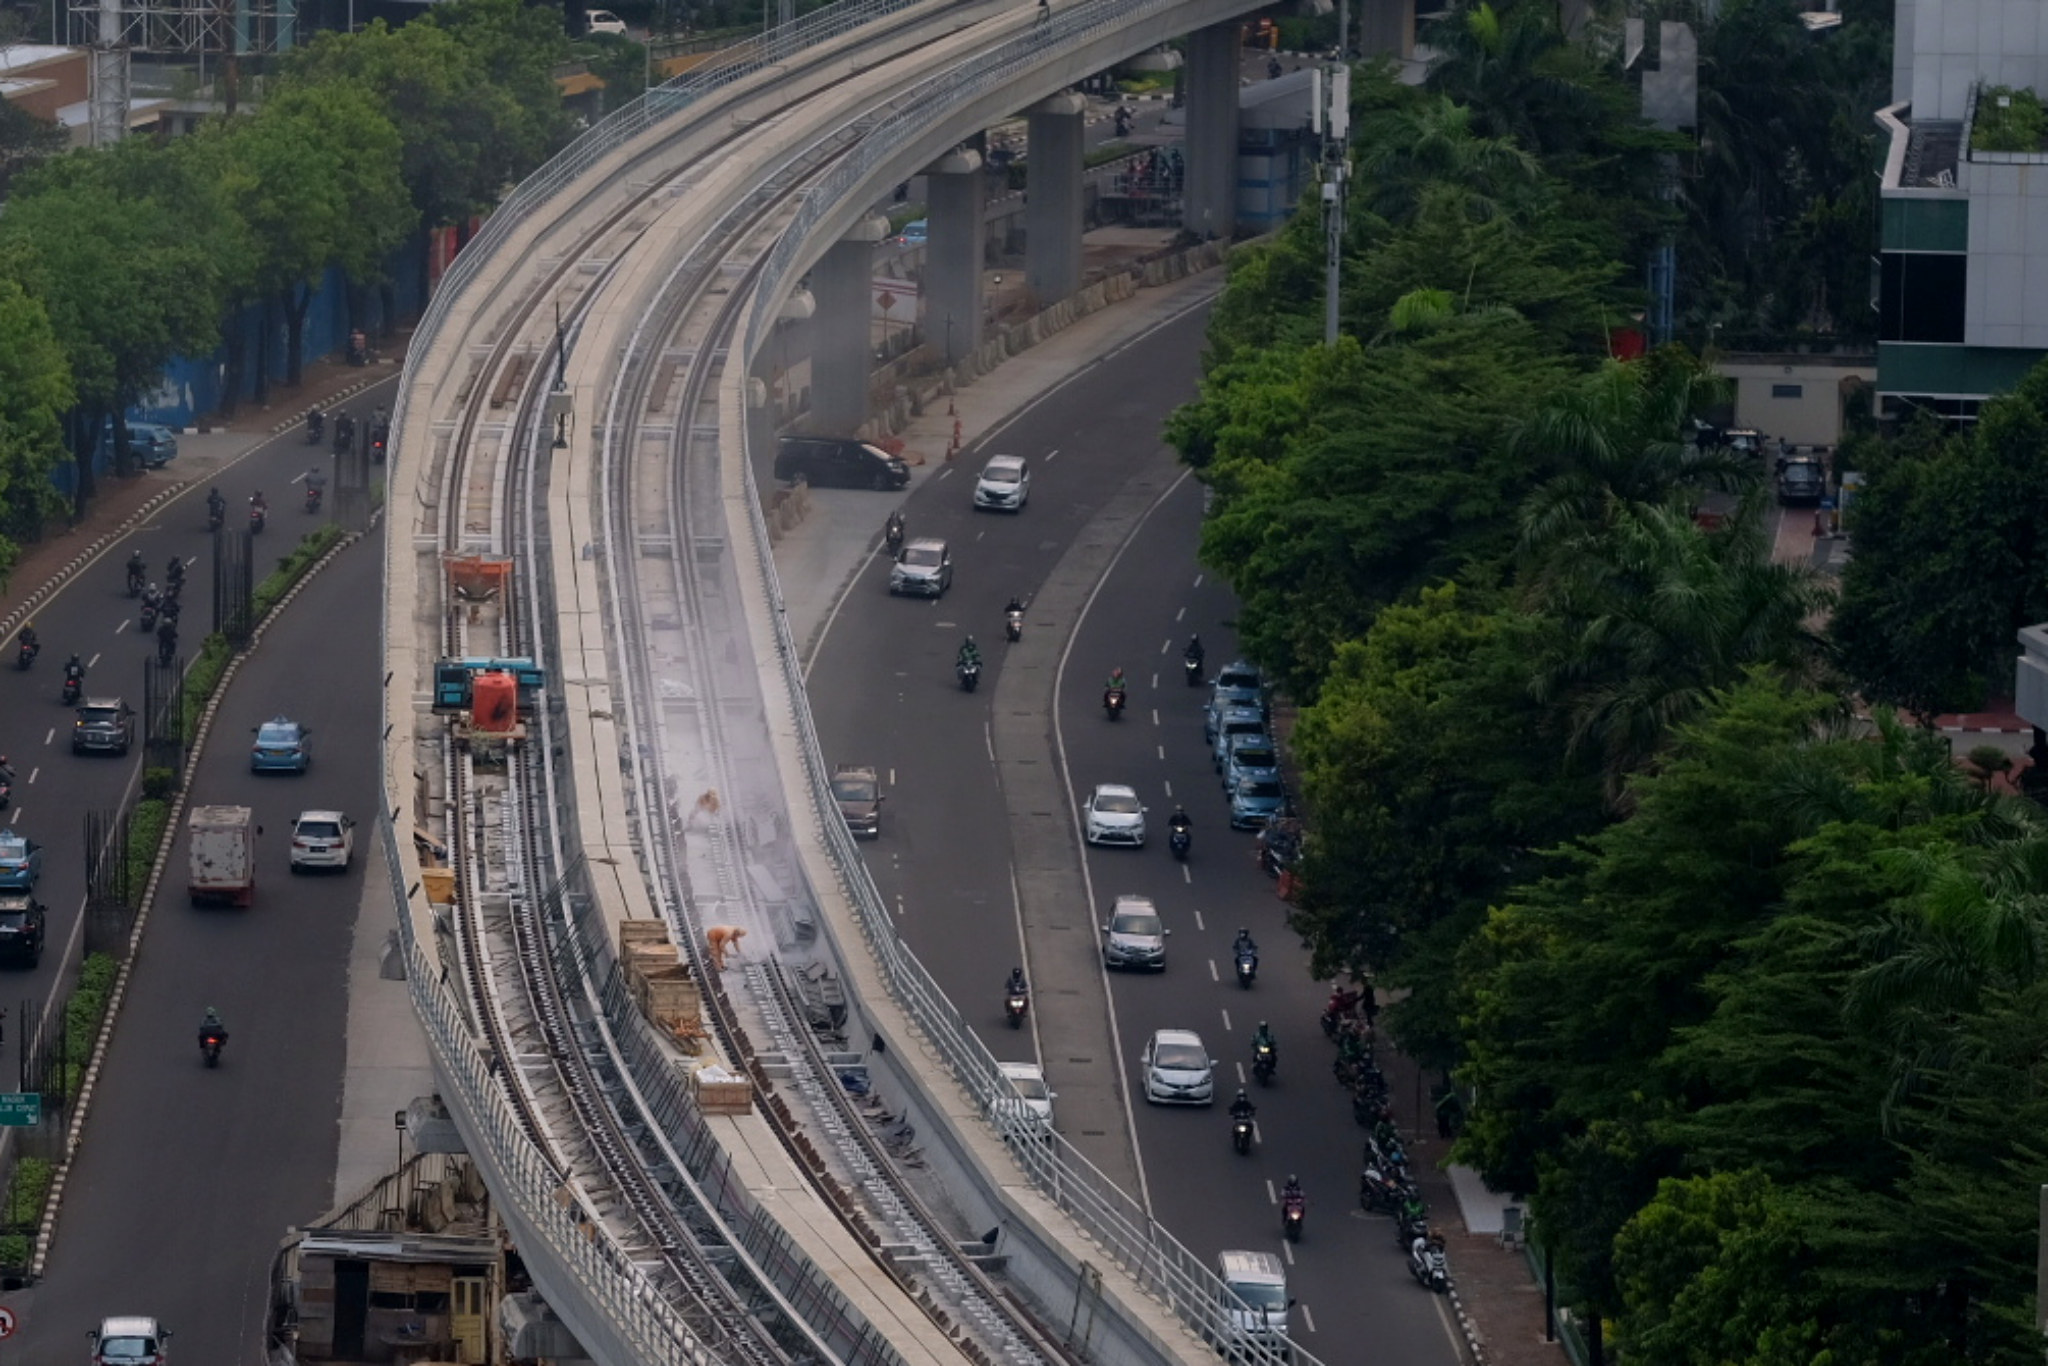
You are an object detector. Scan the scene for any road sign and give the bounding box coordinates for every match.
[0,1094,40,1127]
[0,1304,18,1337]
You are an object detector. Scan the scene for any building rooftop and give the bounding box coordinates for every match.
[0,44,73,74]
[1901,119,1962,188]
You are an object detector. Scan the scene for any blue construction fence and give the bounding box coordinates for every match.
[143,235,429,427]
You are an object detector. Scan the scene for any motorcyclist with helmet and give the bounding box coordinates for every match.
[958,636,982,671]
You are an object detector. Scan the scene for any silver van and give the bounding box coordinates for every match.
[1214,1248,1291,1359]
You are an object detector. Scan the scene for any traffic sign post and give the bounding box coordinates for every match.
[0,1303,19,1337]
[0,1094,41,1127]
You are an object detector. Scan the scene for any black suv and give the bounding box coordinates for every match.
[1777,458,1826,506]
[775,436,910,490]
[0,893,46,966]
[73,698,135,755]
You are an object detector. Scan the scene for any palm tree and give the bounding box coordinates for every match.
[1424,2,1607,160]
[1354,95,1541,227]
[1530,500,1831,797]
[1511,358,1758,561]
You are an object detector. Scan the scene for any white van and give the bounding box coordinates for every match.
[1214,1249,1290,1359]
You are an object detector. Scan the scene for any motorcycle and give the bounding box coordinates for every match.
[305,410,324,444]
[199,1029,226,1068]
[1253,1040,1276,1086]
[1169,826,1191,861]
[1005,609,1024,642]
[1395,1196,1430,1249]
[0,777,10,809]
[157,633,177,667]
[370,425,388,464]
[1321,988,1362,1038]
[1231,1114,1254,1155]
[1281,1191,1305,1243]
[15,640,36,672]
[206,501,224,533]
[305,484,324,515]
[1005,992,1028,1029]
[61,671,83,706]
[1183,654,1203,687]
[1104,688,1126,721]
[139,599,158,633]
[958,660,981,693]
[1236,950,1258,989]
[126,563,145,597]
[250,504,267,534]
[1360,1166,1403,1213]
[1409,1237,1450,1294]
[884,516,905,558]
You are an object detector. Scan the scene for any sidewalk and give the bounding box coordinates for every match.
[0,348,404,638]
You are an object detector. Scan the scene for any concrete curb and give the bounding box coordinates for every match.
[28,510,381,1280]
[1447,1279,1488,1365]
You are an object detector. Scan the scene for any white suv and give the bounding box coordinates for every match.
[972,454,1030,511]
[889,538,953,597]
[92,1317,169,1366]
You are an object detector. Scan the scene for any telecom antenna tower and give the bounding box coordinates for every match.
[66,0,296,145]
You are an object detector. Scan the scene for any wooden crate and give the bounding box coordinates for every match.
[692,1064,752,1115]
[618,920,671,955]
[633,965,701,1022]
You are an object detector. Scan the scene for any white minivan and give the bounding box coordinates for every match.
[1214,1249,1291,1360]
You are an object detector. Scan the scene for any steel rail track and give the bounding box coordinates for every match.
[583,109,1076,1366]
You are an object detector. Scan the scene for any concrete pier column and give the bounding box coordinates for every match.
[1183,21,1240,242]
[810,215,890,434]
[1355,0,1415,58]
[925,146,985,367]
[1024,91,1087,303]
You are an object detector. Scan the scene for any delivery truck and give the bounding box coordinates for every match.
[188,805,257,907]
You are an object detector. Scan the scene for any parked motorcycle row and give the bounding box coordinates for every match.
[1328,986,1452,1295]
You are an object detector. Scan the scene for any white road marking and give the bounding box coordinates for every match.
[115,620,129,635]
[1221,1008,1232,1032]
[42,730,53,746]
[1265,1178,1276,1205]
[1175,606,1185,621]
[1158,637,1171,654]
[1044,447,1058,460]
[1163,779,1173,797]
[1193,573,1204,588]
[984,722,995,763]
[1151,708,1159,726]
[1150,671,1158,689]
[1283,1240,1295,1267]
[8,810,17,826]
[1193,909,1204,931]
[25,769,36,785]
[1208,959,1218,982]
[888,767,897,786]
[937,466,954,479]
[1157,745,1165,760]
[1301,1305,1316,1333]
[87,653,101,669]
[1183,864,1192,884]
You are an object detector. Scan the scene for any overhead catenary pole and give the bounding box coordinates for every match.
[1320,0,1351,346]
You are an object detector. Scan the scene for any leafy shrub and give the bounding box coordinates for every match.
[52,954,119,1102]
[125,798,170,901]
[1974,86,2048,152]
[141,766,174,801]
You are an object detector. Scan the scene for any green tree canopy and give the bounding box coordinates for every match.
[0,271,73,573]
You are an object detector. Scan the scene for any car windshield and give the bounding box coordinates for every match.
[1154,1042,1208,1070]
[1238,780,1285,800]
[79,707,120,724]
[1009,1075,1049,1101]
[1219,668,1260,689]
[983,465,1021,484]
[0,839,24,860]
[297,821,342,840]
[1229,1282,1287,1311]
[1112,911,1163,937]
[1093,791,1140,814]
[1225,722,1265,740]
[832,777,875,802]
[903,546,943,567]
[1233,748,1276,768]
[99,1340,157,1363]
[257,723,298,745]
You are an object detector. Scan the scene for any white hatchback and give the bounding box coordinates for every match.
[1082,783,1146,847]
[1142,1028,1216,1105]
[585,8,628,34]
[995,1061,1056,1131]
[972,454,1030,511]
[289,810,355,872]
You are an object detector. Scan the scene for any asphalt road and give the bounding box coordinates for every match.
[804,313,1465,1362]
[0,391,391,1363]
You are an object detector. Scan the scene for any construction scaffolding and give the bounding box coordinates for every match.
[66,0,297,145]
